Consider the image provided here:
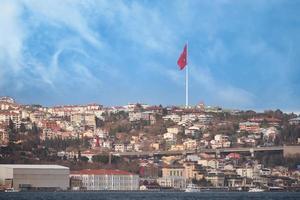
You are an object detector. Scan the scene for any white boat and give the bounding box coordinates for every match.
[248,187,264,192]
[4,188,19,192]
[185,184,201,192]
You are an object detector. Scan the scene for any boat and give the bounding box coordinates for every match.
[248,187,264,192]
[268,186,284,192]
[4,188,19,192]
[185,184,201,192]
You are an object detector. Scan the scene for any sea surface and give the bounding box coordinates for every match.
[1,192,300,200]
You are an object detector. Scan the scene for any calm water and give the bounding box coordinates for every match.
[1,192,300,200]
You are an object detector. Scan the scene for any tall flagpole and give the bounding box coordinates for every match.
[185,42,189,108]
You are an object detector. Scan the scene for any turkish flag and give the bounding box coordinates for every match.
[177,44,187,70]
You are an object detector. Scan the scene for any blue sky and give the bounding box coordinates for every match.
[0,0,300,111]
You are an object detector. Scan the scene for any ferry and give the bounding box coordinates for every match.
[268,186,284,192]
[185,184,201,192]
[248,187,264,192]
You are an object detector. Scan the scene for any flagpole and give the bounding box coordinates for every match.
[186,41,189,108]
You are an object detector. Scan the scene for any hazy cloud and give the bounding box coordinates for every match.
[0,0,299,110]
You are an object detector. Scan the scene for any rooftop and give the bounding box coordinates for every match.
[71,169,135,175]
[0,164,69,169]
[289,117,300,121]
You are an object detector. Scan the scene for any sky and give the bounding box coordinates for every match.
[0,0,299,111]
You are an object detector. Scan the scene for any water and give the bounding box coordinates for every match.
[1,192,300,200]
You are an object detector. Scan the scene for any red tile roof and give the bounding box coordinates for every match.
[0,111,19,116]
[227,153,241,159]
[71,169,135,175]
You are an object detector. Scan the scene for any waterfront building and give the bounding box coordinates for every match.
[157,176,186,189]
[205,171,225,187]
[0,164,69,191]
[70,169,139,190]
[158,166,186,189]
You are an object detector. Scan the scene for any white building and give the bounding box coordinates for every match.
[114,143,126,152]
[0,111,21,125]
[71,113,96,128]
[162,114,181,123]
[236,167,255,179]
[198,159,220,169]
[102,140,112,149]
[157,176,186,189]
[185,126,201,136]
[70,169,139,190]
[129,112,143,122]
[163,132,176,141]
[0,164,69,191]
[181,114,198,122]
[167,127,180,134]
[0,96,15,104]
[210,134,231,149]
[197,114,213,125]
[289,117,300,125]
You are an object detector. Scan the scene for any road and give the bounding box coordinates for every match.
[111,146,284,157]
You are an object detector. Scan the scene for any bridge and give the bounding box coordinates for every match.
[111,146,286,157]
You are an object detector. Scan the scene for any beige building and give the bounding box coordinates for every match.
[167,127,180,134]
[170,144,184,151]
[205,172,225,187]
[71,113,96,128]
[158,166,186,189]
[198,159,220,169]
[0,164,69,190]
[162,166,185,177]
[0,127,8,145]
[183,162,196,180]
[183,139,197,150]
[150,142,160,150]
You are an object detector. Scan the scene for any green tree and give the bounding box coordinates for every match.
[7,118,17,142]
[30,122,40,146]
[78,150,82,160]
[92,154,109,163]
[82,137,91,148]
[95,117,104,128]
[73,155,77,162]
[19,123,26,133]
[79,156,89,162]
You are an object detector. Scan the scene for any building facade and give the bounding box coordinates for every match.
[0,164,69,190]
[158,167,186,189]
[70,169,139,190]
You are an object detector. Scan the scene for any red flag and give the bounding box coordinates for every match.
[177,44,187,70]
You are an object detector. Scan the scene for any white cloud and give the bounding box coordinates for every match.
[88,1,178,54]
[0,0,105,94]
[191,65,255,107]
[22,0,102,48]
[0,0,24,72]
[0,0,297,109]
[165,69,183,84]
